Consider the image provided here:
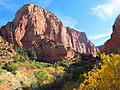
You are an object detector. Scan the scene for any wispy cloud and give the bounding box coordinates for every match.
[89,31,112,40]
[91,0,120,20]
[30,0,52,8]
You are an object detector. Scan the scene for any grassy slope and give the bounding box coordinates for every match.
[0,36,99,90]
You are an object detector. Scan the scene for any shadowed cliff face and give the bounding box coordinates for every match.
[103,15,120,53]
[0,4,97,62]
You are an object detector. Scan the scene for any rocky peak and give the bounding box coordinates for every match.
[0,4,97,62]
[103,15,120,53]
[13,4,62,27]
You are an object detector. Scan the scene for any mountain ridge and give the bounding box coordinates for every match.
[0,4,98,62]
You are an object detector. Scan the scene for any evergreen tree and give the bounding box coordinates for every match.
[30,48,37,60]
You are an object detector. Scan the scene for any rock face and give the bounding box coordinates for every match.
[97,45,103,51]
[0,4,97,62]
[103,15,120,53]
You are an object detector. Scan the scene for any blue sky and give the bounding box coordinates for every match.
[0,0,120,46]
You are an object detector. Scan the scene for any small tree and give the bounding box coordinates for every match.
[29,48,37,60]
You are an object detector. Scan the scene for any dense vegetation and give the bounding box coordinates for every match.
[77,53,120,90]
[0,37,120,90]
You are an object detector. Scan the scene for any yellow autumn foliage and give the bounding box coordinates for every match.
[78,53,120,90]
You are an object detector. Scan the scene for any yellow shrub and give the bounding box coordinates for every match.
[78,53,120,90]
[55,66,65,76]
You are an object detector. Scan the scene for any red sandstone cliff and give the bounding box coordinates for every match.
[103,15,120,53]
[0,4,97,62]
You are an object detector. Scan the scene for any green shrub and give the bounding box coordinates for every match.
[38,62,53,67]
[12,54,29,62]
[30,61,53,68]
[0,80,4,84]
[18,60,53,69]
[0,61,5,68]
[1,51,10,57]
[17,60,36,69]
[34,70,48,86]
[3,62,18,74]
[55,60,70,68]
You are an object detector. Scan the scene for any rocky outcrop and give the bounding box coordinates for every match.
[0,4,97,62]
[97,45,103,51]
[0,36,16,58]
[103,15,120,53]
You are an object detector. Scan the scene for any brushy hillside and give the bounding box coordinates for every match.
[0,36,65,90]
[0,36,100,90]
[0,36,120,90]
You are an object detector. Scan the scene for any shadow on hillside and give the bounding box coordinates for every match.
[23,54,100,90]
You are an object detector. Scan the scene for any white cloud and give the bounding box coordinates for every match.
[91,0,120,20]
[89,31,112,40]
[30,0,52,8]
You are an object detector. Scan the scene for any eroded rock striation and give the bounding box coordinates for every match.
[0,4,97,62]
[103,15,120,53]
